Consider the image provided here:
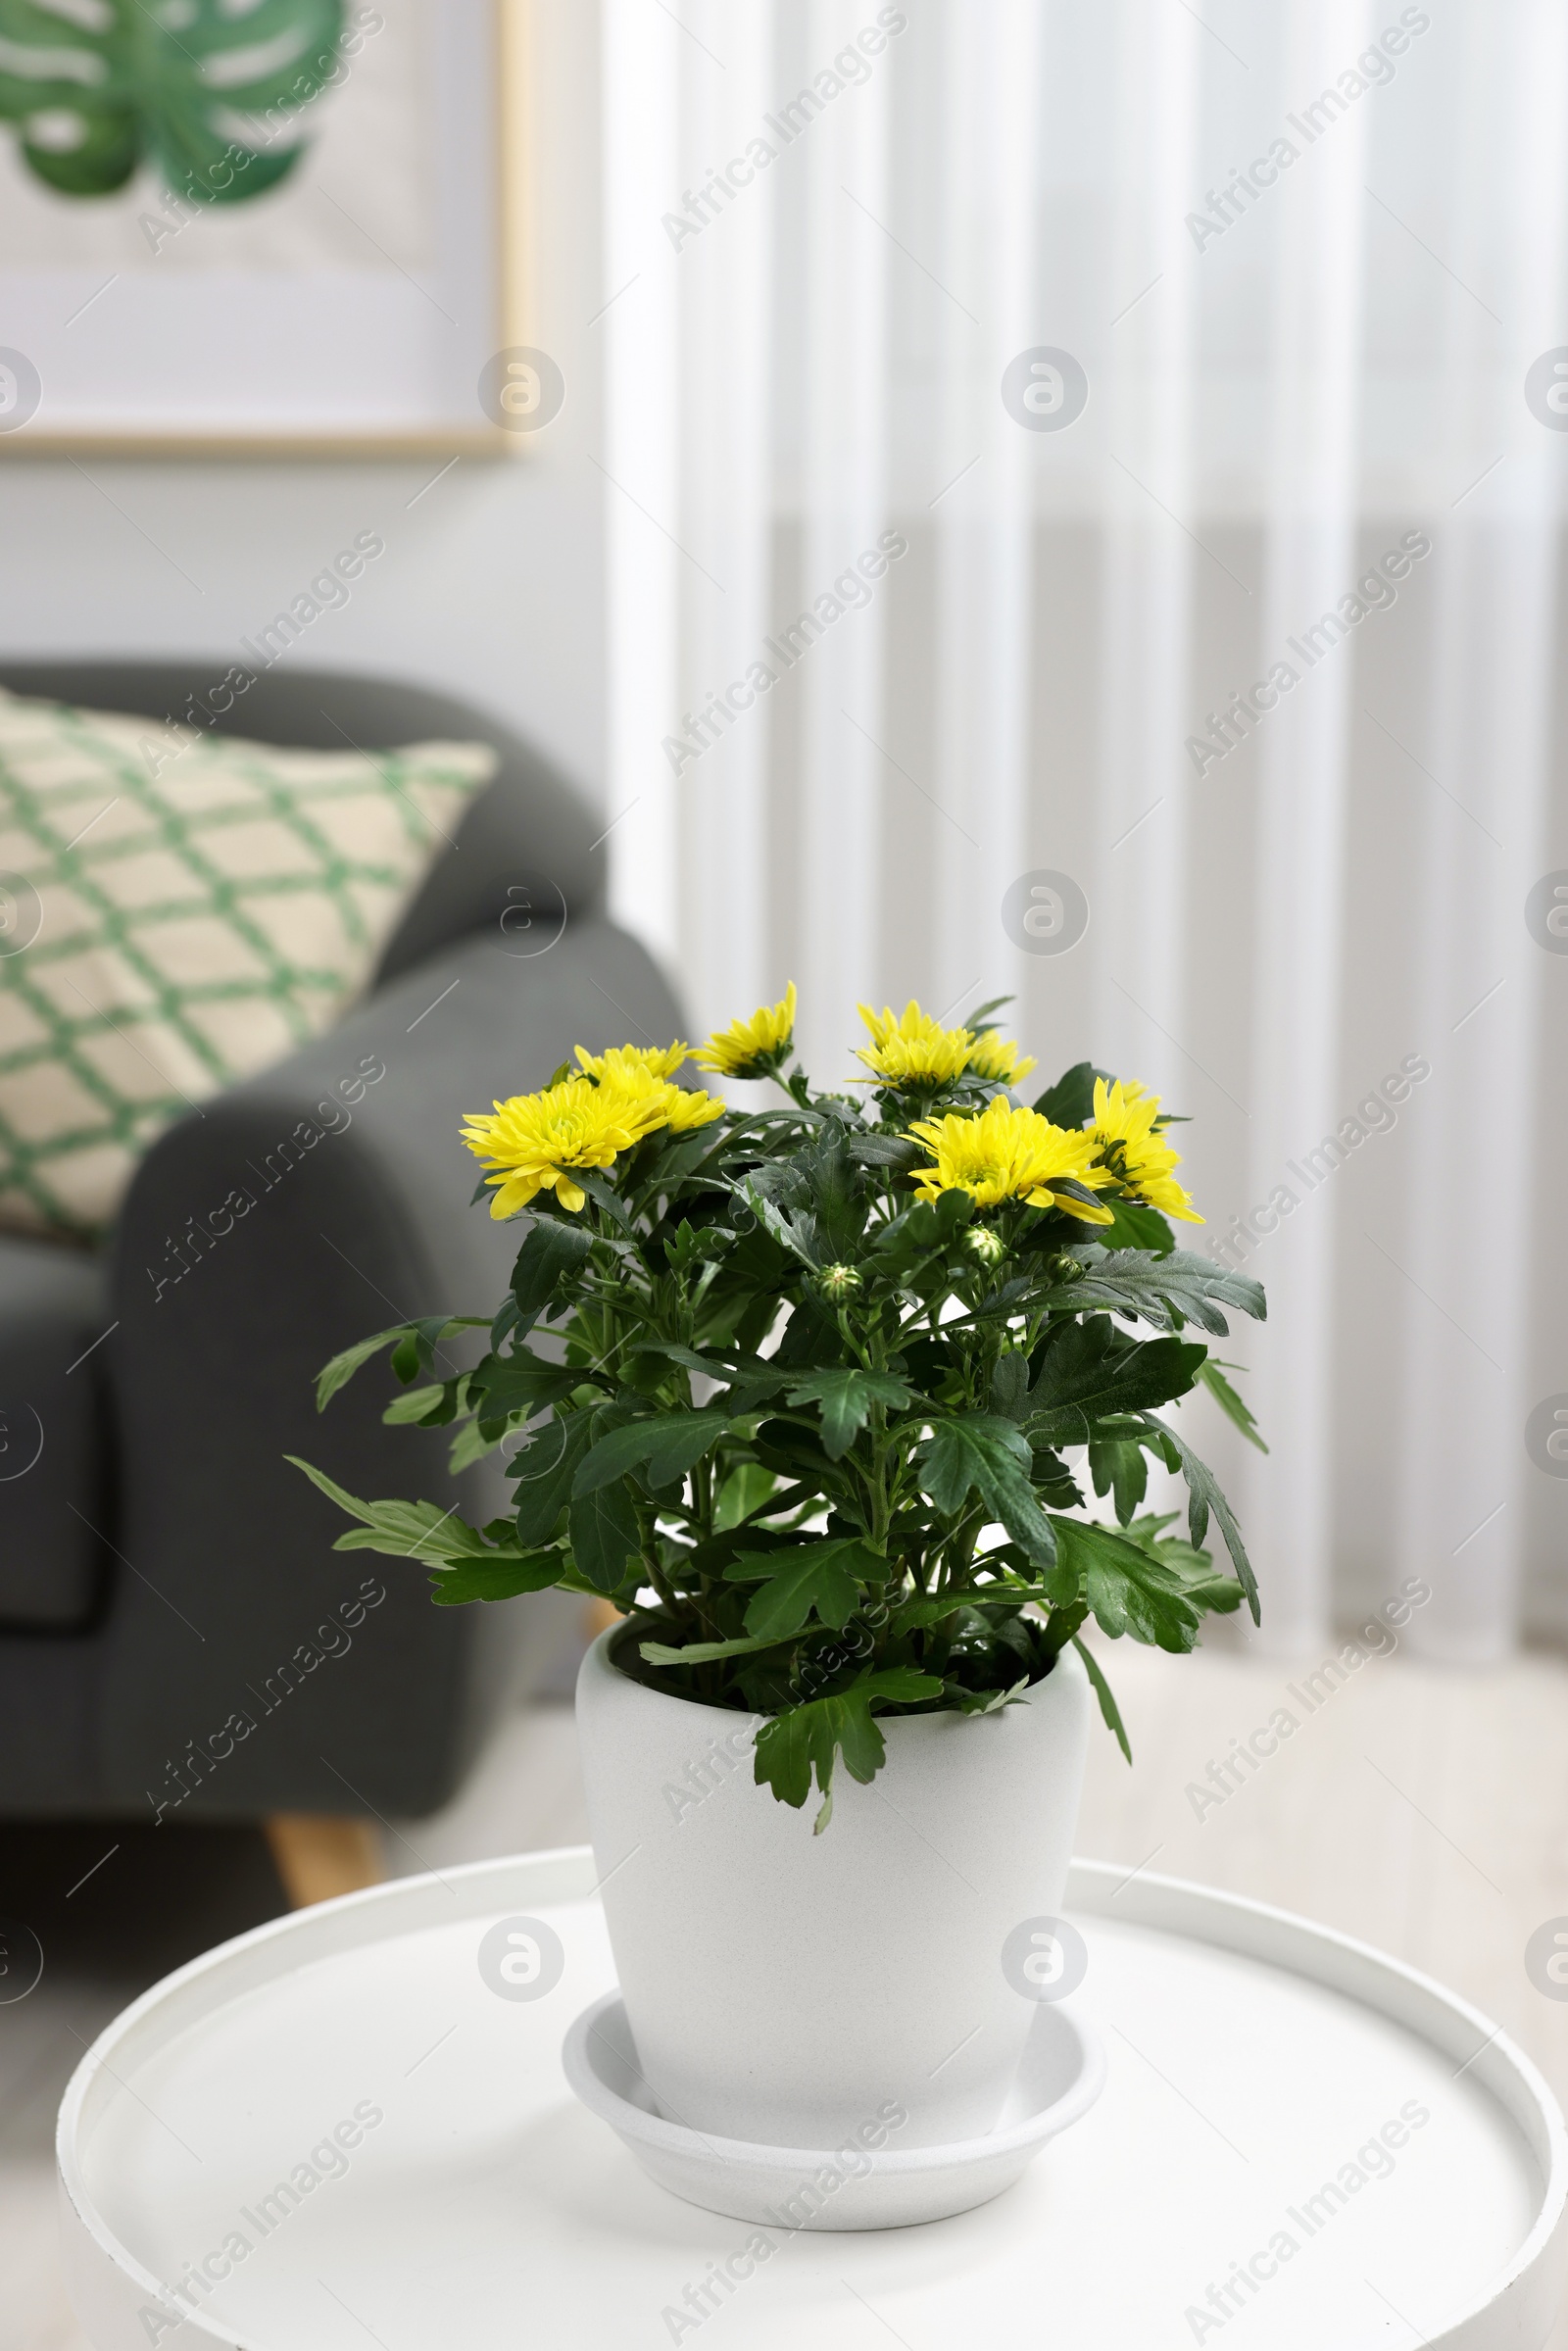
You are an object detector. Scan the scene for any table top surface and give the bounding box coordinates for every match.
[58,1846,1567,2351]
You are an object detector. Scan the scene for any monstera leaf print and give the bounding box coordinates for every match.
[0,0,347,203]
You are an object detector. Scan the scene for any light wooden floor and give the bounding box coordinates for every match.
[6,1645,1568,2349]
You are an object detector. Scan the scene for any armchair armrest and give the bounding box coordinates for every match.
[98,914,687,1819]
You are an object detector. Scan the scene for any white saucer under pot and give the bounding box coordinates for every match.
[562,1984,1107,2230]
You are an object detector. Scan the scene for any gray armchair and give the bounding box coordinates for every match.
[0,663,684,1855]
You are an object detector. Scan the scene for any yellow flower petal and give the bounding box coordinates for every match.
[486,1172,545,1219]
[595,1066,725,1137]
[1041,1184,1114,1224]
[692,984,798,1078]
[463,1076,644,1216]
[574,1040,689,1082]
[855,1000,974,1087]
[967,1029,1038,1086]
[909,1098,1117,1212]
[855,1002,1034,1091]
[463,1065,725,1220]
[1086,1077,1202,1222]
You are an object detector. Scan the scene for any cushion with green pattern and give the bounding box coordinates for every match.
[0,686,496,1239]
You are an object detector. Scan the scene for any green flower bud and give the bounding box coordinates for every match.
[818,1262,863,1300]
[965,1226,1004,1265]
[1045,1250,1085,1283]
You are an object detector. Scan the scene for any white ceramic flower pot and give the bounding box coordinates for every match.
[574,1630,1091,2154]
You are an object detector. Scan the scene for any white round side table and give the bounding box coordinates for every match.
[57,1848,1568,2349]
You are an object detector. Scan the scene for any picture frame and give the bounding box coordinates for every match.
[0,0,531,457]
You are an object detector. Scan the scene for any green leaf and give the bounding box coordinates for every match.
[1028,1445,1083,1511]
[916,1415,1056,1566]
[380,1382,451,1427]
[1051,1175,1114,1218]
[1088,1437,1148,1526]
[990,1351,1032,1420]
[573,1170,634,1229]
[511,1217,595,1320]
[866,1190,974,1280]
[568,1480,644,1593]
[959,993,1015,1031]
[467,1350,585,1427]
[917,1412,1028,1512]
[752,1666,945,1831]
[639,1629,792,1668]
[572,1408,732,1497]
[736,1541,870,1641]
[752,1415,839,1487]
[313,1318,487,1412]
[285,1456,492,1563]
[799,1132,868,1262]
[1032,1060,1113,1128]
[328,1513,463,1559]
[387,1315,486,1388]
[1139,1415,1260,1623]
[631,1340,790,1411]
[744,1180,827,1270]
[1027,1323,1206,1443]
[1050,1516,1206,1653]
[1094,1198,1177,1255]
[771,1295,843,1371]
[1045,1247,1266,1337]
[1071,1636,1132,1763]
[1181,1570,1247,1616]
[314,1326,407,1413]
[678,1521,810,1579]
[662,1219,731,1274]
[0,0,349,202]
[713,1460,777,1530]
[1118,1516,1246,1620]
[847,1132,923,1170]
[647,1121,730,1190]
[448,1417,506,1475]
[510,1413,596,1546]
[943,1679,1030,1716]
[1196,1358,1269,1452]
[429,1553,566,1605]
[783,1368,912,1461]
[888,1593,968,1635]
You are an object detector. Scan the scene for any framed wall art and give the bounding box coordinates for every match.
[0,0,533,454]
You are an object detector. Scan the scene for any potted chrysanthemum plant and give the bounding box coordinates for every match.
[295,987,1265,2161]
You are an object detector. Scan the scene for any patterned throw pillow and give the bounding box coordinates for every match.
[0,688,496,1239]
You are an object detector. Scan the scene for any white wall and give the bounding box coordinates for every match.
[0,1,608,809]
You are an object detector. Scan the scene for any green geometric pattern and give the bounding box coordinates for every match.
[0,689,494,1239]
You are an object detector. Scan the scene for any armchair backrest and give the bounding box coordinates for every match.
[0,661,604,983]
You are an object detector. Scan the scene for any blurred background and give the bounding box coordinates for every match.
[2,1,1566,2342]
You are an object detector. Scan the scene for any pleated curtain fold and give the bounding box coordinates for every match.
[600,0,1567,1655]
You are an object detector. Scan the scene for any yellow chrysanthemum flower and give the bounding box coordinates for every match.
[661,1085,726,1133]
[691,983,798,1078]
[574,1040,689,1082]
[855,1001,975,1088]
[462,1071,722,1219]
[601,1065,726,1138]
[462,1077,646,1218]
[855,1001,1035,1091]
[908,1099,1116,1221]
[1087,1077,1202,1224]
[966,1028,1038,1086]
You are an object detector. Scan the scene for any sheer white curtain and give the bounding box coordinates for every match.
[600,0,1568,1655]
